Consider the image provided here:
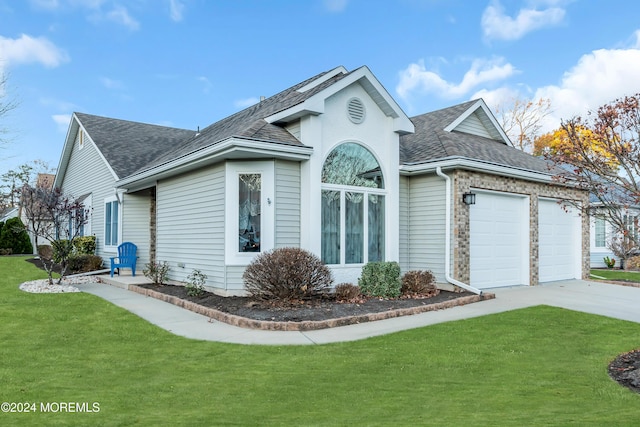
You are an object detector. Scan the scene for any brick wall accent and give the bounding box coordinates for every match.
[451,170,590,286]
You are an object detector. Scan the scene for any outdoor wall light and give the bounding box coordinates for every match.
[462,192,476,205]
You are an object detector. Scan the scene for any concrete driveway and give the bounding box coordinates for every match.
[77,279,640,345]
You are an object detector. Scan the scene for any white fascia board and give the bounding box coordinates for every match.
[115,137,313,190]
[400,157,555,183]
[297,66,348,93]
[53,114,79,188]
[266,66,414,134]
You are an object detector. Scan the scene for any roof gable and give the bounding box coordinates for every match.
[444,99,510,144]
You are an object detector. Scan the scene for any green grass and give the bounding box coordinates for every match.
[2,256,640,426]
[591,268,640,282]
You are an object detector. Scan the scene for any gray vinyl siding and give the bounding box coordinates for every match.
[156,163,225,288]
[399,175,409,271]
[455,111,492,139]
[122,190,151,268]
[285,121,301,140]
[406,174,446,282]
[225,266,246,292]
[275,160,301,248]
[58,130,117,263]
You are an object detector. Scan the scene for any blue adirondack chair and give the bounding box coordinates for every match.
[110,242,138,277]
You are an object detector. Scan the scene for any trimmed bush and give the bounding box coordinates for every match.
[358,261,401,298]
[0,217,33,255]
[73,236,97,255]
[67,254,104,273]
[625,255,640,271]
[52,239,74,263]
[38,245,53,260]
[401,270,439,297]
[0,248,12,256]
[243,247,333,301]
[334,283,361,302]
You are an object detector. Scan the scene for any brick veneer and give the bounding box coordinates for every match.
[451,170,590,286]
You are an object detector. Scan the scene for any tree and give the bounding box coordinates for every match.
[0,71,18,148]
[533,124,619,163]
[0,160,55,212]
[494,96,552,152]
[546,93,640,253]
[20,184,89,284]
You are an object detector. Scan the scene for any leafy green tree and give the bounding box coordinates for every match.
[0,217,33,254]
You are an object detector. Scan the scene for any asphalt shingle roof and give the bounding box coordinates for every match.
[75,112,196,178]
[400,101,555,175]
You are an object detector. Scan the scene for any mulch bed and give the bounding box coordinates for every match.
[134,283,492,331]
[609,349,640,394]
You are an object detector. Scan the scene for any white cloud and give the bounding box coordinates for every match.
[168,0,184,21]
[52,114,72,132]
[0,34,69,69]
[396,57,517,100]
[100,76,124,90]
[481,0,565,41]
[105,5,140,30]
[234,97,260,109]
[197,76,212,94]
[477,44,640,134]
[323,0,348,13]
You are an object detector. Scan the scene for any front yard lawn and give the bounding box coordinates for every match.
[591,268,640,283]
[2,256,640,425]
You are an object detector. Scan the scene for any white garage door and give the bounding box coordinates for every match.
[470,192,529,288]
[538,199,581,282]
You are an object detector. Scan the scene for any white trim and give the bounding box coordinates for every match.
[225,161,275,265]
[297,66,348,93]
[116,137,312,191]
[400,157,555,183]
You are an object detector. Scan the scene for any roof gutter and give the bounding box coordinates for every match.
[401,157,555,184]
[436,166,483,296]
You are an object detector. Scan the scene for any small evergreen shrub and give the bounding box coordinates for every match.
[243,247,333,301]
[67,254,104,273]
[186,269,207,297]
[334,283,361,302]
[0,217,33,254]
[73,236,97,255]
[401,270,439,297]
[143,261,170,285]
[358,261,402,298]
[52,239,74,263]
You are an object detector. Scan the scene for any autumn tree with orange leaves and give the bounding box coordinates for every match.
[546,93,640,250]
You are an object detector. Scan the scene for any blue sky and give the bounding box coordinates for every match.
[1,0,640,175]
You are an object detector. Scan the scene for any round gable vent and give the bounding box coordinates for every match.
[347,97,366,124]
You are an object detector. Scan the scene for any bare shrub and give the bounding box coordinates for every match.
[626,255,640,271]
[401,270,439,297]
[243,247,333,301]
[334,283,361,302]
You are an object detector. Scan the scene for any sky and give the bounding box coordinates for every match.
[1,0,640,175]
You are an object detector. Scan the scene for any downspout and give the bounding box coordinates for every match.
[435,167,483,296]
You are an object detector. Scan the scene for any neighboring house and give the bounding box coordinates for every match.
[589,200,640,268]
[54,65,589,295]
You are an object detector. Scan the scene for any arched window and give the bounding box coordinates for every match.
[321,143,385,265]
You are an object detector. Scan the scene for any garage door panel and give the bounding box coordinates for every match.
[470,192,529,289]
[538,199,580,282]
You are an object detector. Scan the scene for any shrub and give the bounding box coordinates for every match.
[0,248,12,256]
[38,245,53,260]
[143,261,170,285]
[52,239,74,264]
[334,283,361,302]
[358,261,401,298]
[73,236,96,255]
[625,255,640,271]
[185,269,207,297]
[243,247,333,301]
[401,270,439,297]
[0,217,33,254]
[67,254,104,273]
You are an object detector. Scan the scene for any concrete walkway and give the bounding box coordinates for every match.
[76,277,640,346]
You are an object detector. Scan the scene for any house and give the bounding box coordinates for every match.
[54,65,589,295]
[589,198,640,268]
[0,206,19,223]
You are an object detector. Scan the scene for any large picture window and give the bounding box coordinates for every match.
[321,143,385,265]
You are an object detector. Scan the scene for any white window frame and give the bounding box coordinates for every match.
[103,196,121,252]
[225,161,274,265]
[594,216,606,248]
